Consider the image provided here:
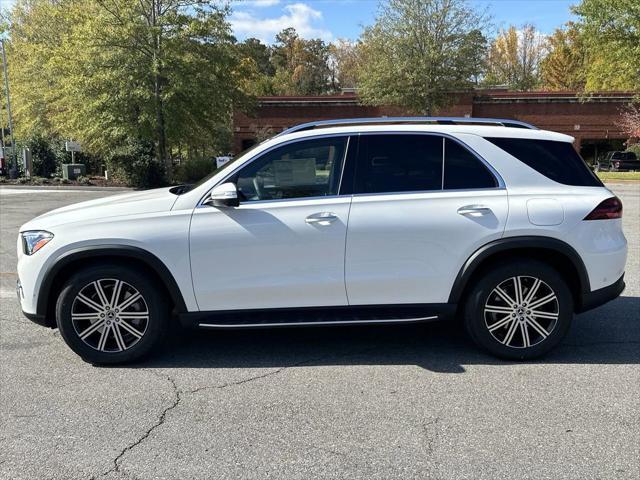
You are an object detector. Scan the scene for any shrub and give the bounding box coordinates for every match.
[173,158,216,184]
[106,140,166,189]
[76,175,92,185]
[25,135,58,178]
[627,143,640,157]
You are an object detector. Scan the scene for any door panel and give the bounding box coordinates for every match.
[345,133,507,306]
[190,135,352,312]
[345,190,508,305]
[190,198,351,311]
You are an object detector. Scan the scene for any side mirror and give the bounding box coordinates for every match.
[207,182,239,208]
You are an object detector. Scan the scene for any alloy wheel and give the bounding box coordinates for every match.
[71,279,149,352]
[484,276,559,349]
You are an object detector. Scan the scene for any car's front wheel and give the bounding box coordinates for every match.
[56,265,168,365]
[464,260,573,360]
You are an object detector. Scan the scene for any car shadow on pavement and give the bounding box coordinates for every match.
[139,296,640,374]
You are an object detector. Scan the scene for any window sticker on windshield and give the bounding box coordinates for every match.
[273,158,316,186]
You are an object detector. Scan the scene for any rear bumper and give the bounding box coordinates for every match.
[578,274,625,313]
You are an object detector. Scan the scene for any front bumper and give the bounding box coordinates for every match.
[17,278,52,328]
[578,274,625,313]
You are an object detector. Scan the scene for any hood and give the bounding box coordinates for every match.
[20,187,179,231]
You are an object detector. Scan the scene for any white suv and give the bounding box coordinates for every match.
[17,117,627,364]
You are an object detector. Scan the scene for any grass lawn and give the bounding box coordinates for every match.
[596,171,640,182]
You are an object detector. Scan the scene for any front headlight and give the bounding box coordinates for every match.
[21,231,54,255]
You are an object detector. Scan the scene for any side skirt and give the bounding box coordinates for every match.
[179,304,457,330]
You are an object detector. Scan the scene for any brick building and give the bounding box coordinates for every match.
[232,90,637,162]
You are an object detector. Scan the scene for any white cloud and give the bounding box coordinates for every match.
[246,0,281,7]
[231,3,333,43]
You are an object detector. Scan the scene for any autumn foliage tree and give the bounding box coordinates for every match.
[484,25,546,91]
[540,23,587,91]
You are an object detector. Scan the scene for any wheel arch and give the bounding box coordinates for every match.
[37,245,188,327]
[449,237,590,312]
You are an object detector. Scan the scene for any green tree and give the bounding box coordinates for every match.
[573,0,640,91]
[540,23,587,91]
[271,28,332,95]
[484,25,546,90]
[357,0,489,115]
[6,0,252,172]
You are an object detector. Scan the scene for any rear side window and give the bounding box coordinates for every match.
[486,137,602,187]
[444,139,497,189]
[354,135,443,194]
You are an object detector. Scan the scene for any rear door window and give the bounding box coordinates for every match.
[444,139,497,189]
[485,137,602,187]
[354,134,443,194]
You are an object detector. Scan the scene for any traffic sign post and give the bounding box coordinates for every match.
[65,140,81,163]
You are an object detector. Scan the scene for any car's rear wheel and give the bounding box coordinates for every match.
[464,260,573,360]
[56,265,168,365]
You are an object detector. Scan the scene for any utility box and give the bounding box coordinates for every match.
[62,163,86,180]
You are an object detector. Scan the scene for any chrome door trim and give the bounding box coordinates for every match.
[198,315,438,328]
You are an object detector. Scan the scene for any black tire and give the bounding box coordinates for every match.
[56,265,169,365]
[463,259,573,360]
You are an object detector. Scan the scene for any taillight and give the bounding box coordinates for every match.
[584,197,623,220]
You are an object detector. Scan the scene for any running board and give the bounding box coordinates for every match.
[178,304,456,330]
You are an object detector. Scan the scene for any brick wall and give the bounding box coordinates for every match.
[233,91,635,158]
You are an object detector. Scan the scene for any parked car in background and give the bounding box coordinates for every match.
[16,117,627,365]
[595,151,640,172]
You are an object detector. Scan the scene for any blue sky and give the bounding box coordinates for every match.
[1,0,578,43]
[231,0,578,43]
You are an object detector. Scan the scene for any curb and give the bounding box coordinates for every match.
[0,184,132,192]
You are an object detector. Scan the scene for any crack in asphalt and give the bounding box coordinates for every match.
[99,372,180,479]
[97,353,336,478]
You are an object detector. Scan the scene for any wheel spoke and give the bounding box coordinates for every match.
[502,318,520,346]
[110,280,123,309]
[520,322,530,348]
[112,324,126,351]
[514,277,523,304]
[76,293,104,313]
[528,293,556,310]
[523,278,541,304]
[78,319,106,340]
[118,312,149,319]
[97,324,111,350]
[495,286,516,306]
[118,320,144,339]
[118,292,142,311]
[72,313,101,321]
[93,281,110,308]
[529,310,559,320]
[488,314,514,332]
[526,317,550,338]
[485,305,513,314]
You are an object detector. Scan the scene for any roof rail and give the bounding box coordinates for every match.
[277,116,537,136]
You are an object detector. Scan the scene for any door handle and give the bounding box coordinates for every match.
[457,205,492,216]
[305,212,338,225]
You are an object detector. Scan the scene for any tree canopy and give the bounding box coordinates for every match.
[357,0,489,115]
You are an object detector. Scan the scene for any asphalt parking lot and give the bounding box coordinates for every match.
[1,184,638,480]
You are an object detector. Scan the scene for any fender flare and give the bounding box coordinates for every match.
[447,236,591,304]
[37,245,188,317]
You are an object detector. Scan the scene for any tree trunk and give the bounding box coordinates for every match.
[151,0,169,174]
